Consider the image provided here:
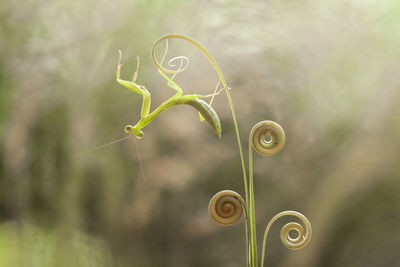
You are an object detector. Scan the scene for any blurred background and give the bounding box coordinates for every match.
[1,0,400,266]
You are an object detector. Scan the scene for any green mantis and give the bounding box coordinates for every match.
[117,39,222,139]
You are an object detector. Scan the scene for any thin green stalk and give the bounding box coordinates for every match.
[152,34,255,267]
[224,86,254,267]
[248,135,257,267]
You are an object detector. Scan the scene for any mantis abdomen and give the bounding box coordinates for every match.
[134,94,222,138]
[177,98,221,138]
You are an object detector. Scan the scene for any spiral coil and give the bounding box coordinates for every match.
[280,221,310,250]
[209,190,245,226]
[250,120,286,156]
[261,210,312,267]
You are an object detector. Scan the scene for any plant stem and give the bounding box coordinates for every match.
[248,135,257,267]
[152,34,254,267]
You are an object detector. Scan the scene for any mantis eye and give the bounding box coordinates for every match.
[124,125,144,139]
[125,125,133,133]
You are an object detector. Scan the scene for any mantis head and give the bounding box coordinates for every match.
[125,125,144,139]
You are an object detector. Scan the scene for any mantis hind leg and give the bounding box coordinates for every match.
[199,80,226,100]
[196,80,225,121]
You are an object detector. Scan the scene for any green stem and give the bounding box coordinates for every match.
[224,87,254,267]
[152,34,254,267]
[248,135,257,267]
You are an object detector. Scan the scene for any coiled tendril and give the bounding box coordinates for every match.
[152,34,212,75]
[246,120,287,267]
[151,38,190,91]
[260,211,312,267]
[209,190,246,225]
[250,120,286,156]
[209,190,250,267]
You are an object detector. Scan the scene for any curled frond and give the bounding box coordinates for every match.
[250,120,286,156]
[261,211,312,267]
[209,190,246,225]
[209,190,250,267]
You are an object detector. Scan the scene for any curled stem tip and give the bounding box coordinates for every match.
[261,210,312,267]
[209,190,245,226]
[250,120,286,156]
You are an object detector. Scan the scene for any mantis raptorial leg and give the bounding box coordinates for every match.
[117,51,151,120]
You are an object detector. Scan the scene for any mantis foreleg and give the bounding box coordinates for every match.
[117,50,151,118]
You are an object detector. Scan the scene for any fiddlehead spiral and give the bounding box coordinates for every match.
[261,211,312,267]
[209,190,250,267]
[209,190,245,226]
[250,120,286,156]
[246,120,286,267]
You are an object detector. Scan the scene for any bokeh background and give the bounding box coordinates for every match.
[1,0,400,266]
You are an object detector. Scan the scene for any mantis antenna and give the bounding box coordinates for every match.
[92,134,133,150]
[134,137,147,182]
[92,135,148,181]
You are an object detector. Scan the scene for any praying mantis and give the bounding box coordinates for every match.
[117,37,223,139]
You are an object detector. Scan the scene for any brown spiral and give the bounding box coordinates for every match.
[208,190,245,225]
[250,120,286,156]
